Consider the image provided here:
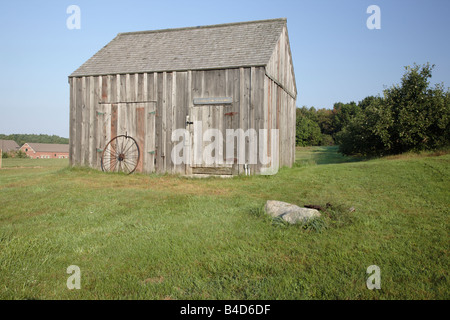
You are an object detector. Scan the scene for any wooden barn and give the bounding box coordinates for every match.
[69,18,297,176]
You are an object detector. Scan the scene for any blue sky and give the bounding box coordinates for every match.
[1,0,449,138]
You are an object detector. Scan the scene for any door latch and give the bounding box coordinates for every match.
[186,115,193,125]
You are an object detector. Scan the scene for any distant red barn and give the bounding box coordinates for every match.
[20,143,69,159]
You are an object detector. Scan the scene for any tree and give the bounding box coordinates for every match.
[385,63,449,153]
[296,116,322,147]
[316,108,335,136]
[338,63,450,156]
[331,101,361,143]
[337,98,392,156]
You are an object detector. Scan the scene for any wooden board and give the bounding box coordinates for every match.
[192,167,232,175]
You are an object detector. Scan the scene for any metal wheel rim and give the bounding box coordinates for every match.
[101,135,140,174]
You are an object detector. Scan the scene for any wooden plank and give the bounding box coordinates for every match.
[116,74,121,102]
[136,106,145,173]
[262,74,269,171]
[192,70,203,99]
[251,67,258,174]
[165,72,173,173]
[231,68,240,175]
[273,81,279,171]
[94,99,101,169]
[155,72,163,173]
[95,76,103,169]
[92,76,100,169]
[171,72,176,174]
[141,73,148,173]
[175,71,187,175]
[238,68,244,172]
[193,97,232,105]
[126,74,134,137]
[79,76,87,166]
[88,76,95,168]
[161,72,167,172]
[186,70,193,176]
[147,72,156,173]
[75,77,83,166]
[103,103,112,168]
[202,105,210,167]
[256,67,266,174]
[69,77,75,166]
[147,104,156,173]
[225,69,232,167]
[102,74,108,101]
[111,104,118,142]
[192,166,232,175]
[244,68,251,150]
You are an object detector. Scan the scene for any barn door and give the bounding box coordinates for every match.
[189,105,232,175]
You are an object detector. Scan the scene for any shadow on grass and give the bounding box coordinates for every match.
[295,146,363,166]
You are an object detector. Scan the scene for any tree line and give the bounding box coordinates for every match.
[0,134,69,147]
[296,63,450,157]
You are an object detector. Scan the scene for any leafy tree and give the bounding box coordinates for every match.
[332,101,361,138]
[337,98,393,156]
[296,115,322,147]
[316,108,335,137]
[339,63,450,156]
[385,63,449,153]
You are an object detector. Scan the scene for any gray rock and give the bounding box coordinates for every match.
[264,200,321,224]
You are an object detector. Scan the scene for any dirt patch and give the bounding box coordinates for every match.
[143,276,164,284]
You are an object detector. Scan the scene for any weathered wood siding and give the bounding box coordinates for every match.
[266,26,297,99]
[69,65,295,175]
[264,24,297,169]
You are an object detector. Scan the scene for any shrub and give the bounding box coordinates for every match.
[296,116,322,146]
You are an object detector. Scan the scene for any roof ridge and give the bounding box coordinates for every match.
[27,142,68,145]
[117,18,287,37]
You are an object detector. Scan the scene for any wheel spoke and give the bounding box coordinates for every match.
[101,135,140,174]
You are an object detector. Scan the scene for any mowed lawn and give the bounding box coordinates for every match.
[0,147,448,299]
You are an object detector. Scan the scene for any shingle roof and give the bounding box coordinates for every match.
[0,140,20,152]
[70,18,286,77]
[25,143,69,153]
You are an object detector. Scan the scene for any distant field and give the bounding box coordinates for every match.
[0,147,448,299]
[1,158,68,168]
[295,145,362,165]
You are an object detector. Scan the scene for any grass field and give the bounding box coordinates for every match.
[0,147,448,299]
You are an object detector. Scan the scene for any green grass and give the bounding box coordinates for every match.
[1,158,68,168]
[295,145,362,165]
[0,147,448,300]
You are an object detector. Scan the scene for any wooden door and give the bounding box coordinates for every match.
[97,102,156,173]
[190,105,232,175]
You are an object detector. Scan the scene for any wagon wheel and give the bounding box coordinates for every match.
[101,134,140,174]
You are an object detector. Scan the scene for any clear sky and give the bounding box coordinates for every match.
[1,0,449,138]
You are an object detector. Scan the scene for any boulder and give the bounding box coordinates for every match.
[264,200,321,224]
